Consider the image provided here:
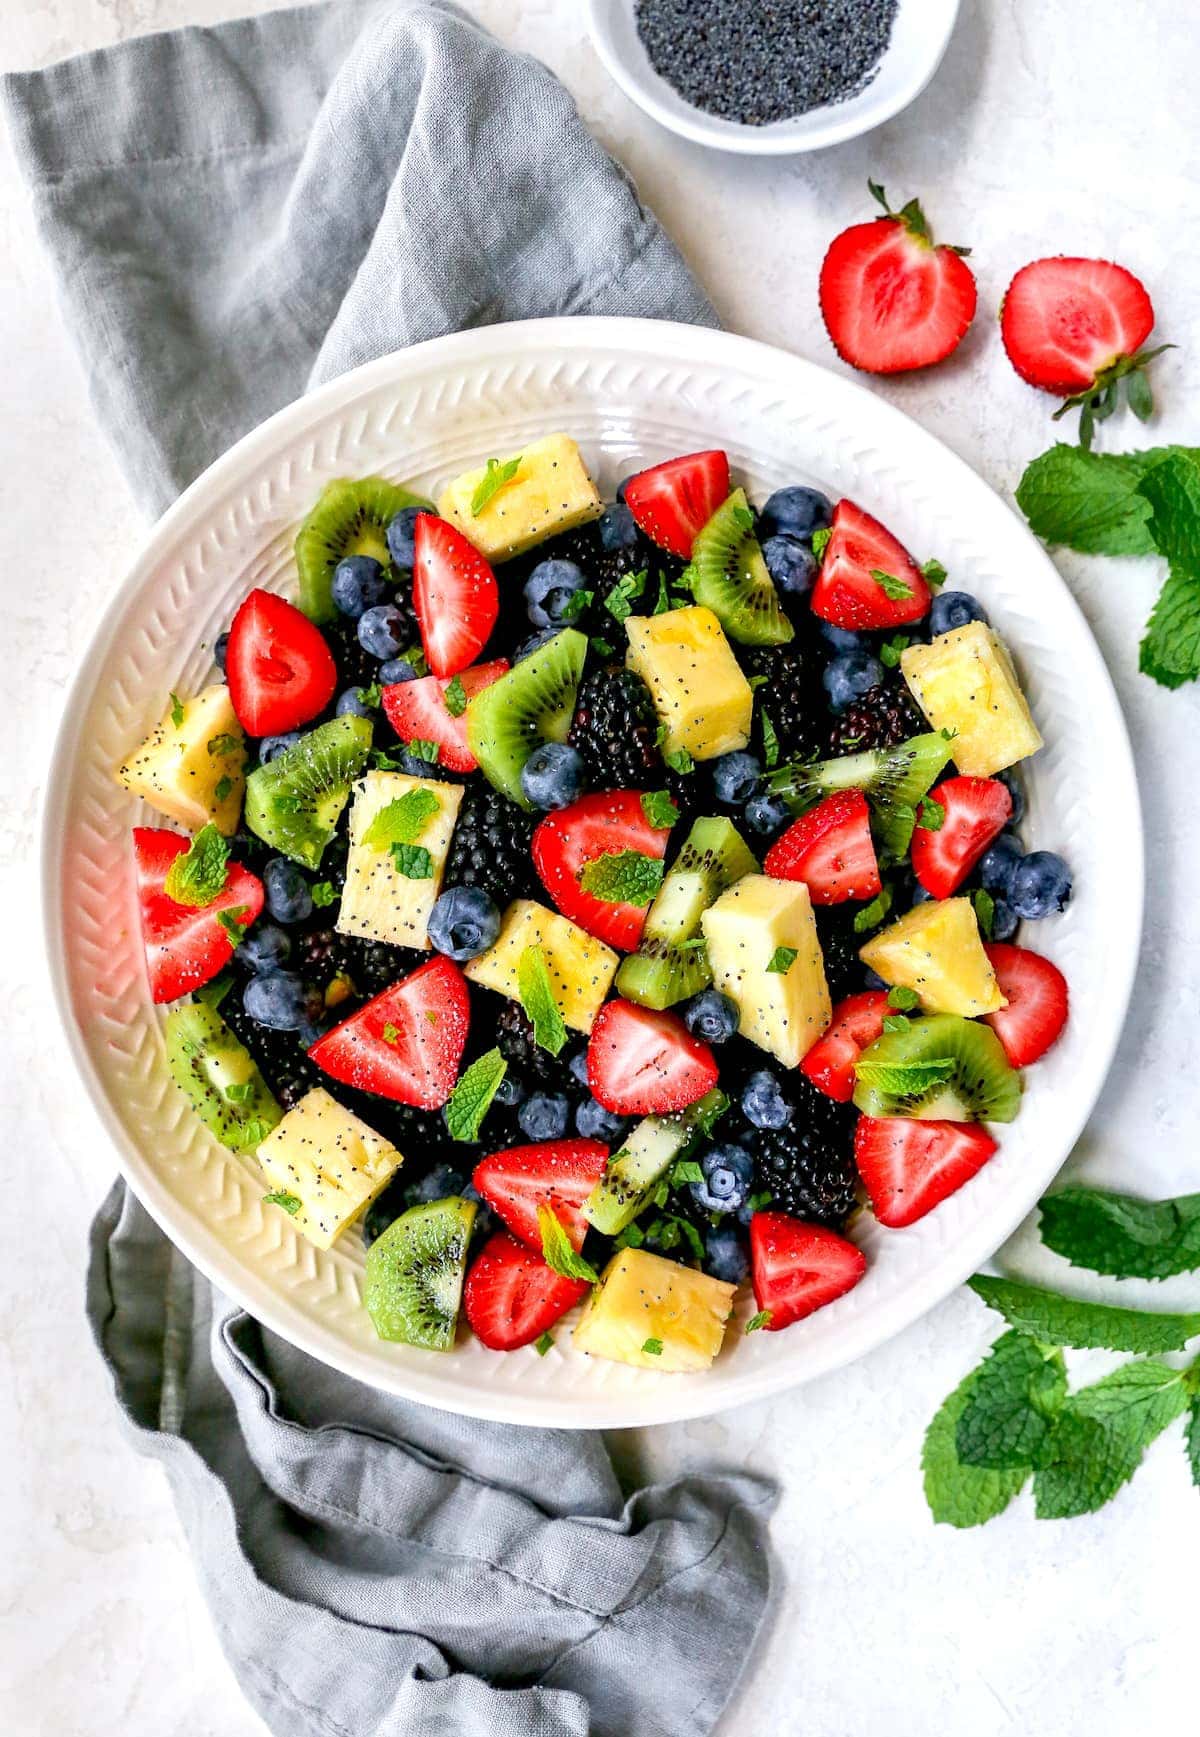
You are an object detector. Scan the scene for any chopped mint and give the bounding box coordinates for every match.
[604,568,647,623]
[391,844,433,880]
[365,789,440,850]
[746,1190,773,1213]
[406,737,440,763]
[517,946,568,1056]
[264,1191,301,1215]
[359,682,382,710]
[872,567,914,602]
[652,573,672,614]
[747,673,769,692]
[561,587,594,622]
[853,885,893,934]
[311,881,337,908]
[669,1158,704,1187]
[444,1048,507,1142]
[444,675,468,717]
[920,557,948,589]
[590,636,615,659]
[766,946,797,974]
[887,985,920,1010]
[470,454,522,516]
[614,1220,645,1250]
[169,691,185,729]
[745,1310,772,1334]
[207,732,240,757]
[215,905,250,946]
[163,825,230,907]
[641,789,679,831]
[972,887,995,939]
[811,527,832,561]
[578,849,664,908]
[214,776,234,804]
[538,1205,599,1283]
[760,711,780,770]
[642,1337,664,1357]
[196,973,233,1011]
[917,796,945,832]
[535,1331,555,1357]
[879,633,912,669]
[664,747,694,776]
[382,1023,400,1045]
[854,1058,956,1099]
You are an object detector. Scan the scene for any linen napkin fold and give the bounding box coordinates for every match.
[7,4,770,1733]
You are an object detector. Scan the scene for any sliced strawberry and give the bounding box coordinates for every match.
[819,183,977,375]
[799,990,890,1102]
[308,956,468,1108]
[381,659,508,772]
[911,776,1012,899]
[134,827,264,1004]
[983,943,1069,1068]
[412,514,499,678]
[623,450,731,559]
[854,1116,998,1228]
[1000,257,1156,395]
[587,1000,718,1116]
[763,790,880,904]
[473,1139,609,1254]
[810,500,931,630]
[532,790,672,951]
[463,1231,589,1351]
[749,1213,867,1331]
[225,588,337,737]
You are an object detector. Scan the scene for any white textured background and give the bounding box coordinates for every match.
[2,2,1199,1733]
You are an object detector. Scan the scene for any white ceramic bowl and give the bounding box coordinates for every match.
[586,0,961,155]
[43,317,1141,1428]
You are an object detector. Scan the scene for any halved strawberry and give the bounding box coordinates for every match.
[854,1116,998,1228]
[532,790,671,951]
[412,514,499,678]
[763,790,880,904]
[463,1231,589,1351]
[810,500,931,630]
[623,450,731,559]
[911,776,1012,899]
[134,827,264,1003]
[983,943,1069,1068]
[473,1138,609,1254]
[819,183,977,375]
[587,1000,718,1115]
[799,990,890,1102]
[381,660,508,773]
[308,955,469,1108]
[225,588,337,737]
[749,1213,867,1331]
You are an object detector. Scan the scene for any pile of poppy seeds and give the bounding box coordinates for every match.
[635,0,900,127]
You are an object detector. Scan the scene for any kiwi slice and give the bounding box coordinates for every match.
[364,1196,476,1349]
[295,476,433,624]
[616,815,758,1009]
[852,1014,1022,1123]
[466,628,587,809]
[244,714,373,868]
[583,1091,725,1236]
[689,489,794,646]
[768,732,953,860]
[165,1002,282,1152]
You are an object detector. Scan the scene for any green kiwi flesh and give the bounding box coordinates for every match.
[295,476,433,624]
[165,1003,282,1152]
[364,1196,476,1349]
[583,1091,725,1236]
[616,816,758,1008]
[244,714,373,868]
[852,1014,1021,1123]
[768,732,953,860]
[689,489,794,646]
[466,628,587,809]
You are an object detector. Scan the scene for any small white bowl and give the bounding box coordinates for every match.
[586,0,961,155]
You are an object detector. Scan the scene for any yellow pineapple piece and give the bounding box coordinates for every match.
[701,873,831,1067]
[463,898,617,1033]
[115,684,246,833]
[859,897,1006,1016]
[625,606,753,762]
[437,433,602,562]
[337,771,462,950]
[256,1087,402,1249]
[573,1247,735,1372]
[901,622,1043,776]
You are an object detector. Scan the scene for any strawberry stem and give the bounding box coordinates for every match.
[864,179,968,253]
[1051,342,1176,448]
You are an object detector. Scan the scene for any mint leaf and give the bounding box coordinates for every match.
[517,946,568,1056]
[535,1331,555,1356]
[207,732,240,757]
[443,1048,507,1142]
[1137,453,1200,687]
[614,1220,645,1250]
[669,1158,704,1186]
[163,824,230,907]
[311,881,337,908]
[196,973,233,1011]
[760,711,780,770]
[953,1331,1067,1470]
[811,527,832,561]
[169,691,185,729]
[641,790,679,831]
[538,1205,599,1283]
[887,985,920,1011]
[766,945,797,974]
[578,849,664,907]
[1039,1187,1200,1281]
[854,1057,955,1096]
[1139,564,1200,688]
[391,844,433,879]
[916,797,945,832]
[664,748,695,776]
[1033,1361,1191,1518]
[364,789,440,849]
[444,675,467,717]
[872,567,913,602]
[968,1274,1200,1352]
[972,887,995,939]
[642,1337,664,1356]
[879,633,911,669]
[745,1310,772,1334]
[923,1361,1029,1528]
[1186,1397,1200,1489]
[559,587,594,623]
[590,636,614,659]
[471,454,522,515]
[920,558,947,589]
[1014,443,1194,556]
[853,885,893,934]
[693,1087,728,1136]
[214,776,234,804]
[604,568,647,623]
[264,1190,301,1215]
[215,905,250,946]
[406,737,440,763]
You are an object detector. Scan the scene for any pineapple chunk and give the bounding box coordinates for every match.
[437,433,602,562]
[337,771,462,950]
[701,874,831,1068]
[115,684,246,834]
[859,897,1006,1016]
[626,606,753,762]
[901,622,1043,776]
[463,898,617,1033]
[573,1248,735,1372]
[256,1087,402,1249]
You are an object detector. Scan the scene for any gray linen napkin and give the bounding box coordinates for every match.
[7,4,773,1734]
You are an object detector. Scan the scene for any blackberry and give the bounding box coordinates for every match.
[814,908,871,1000]
[737,644,827,766]
[494,1000,565,1089]
[294,928,417,1000]
[221,999,317,1108]
[442,785,538,907]
[828,681,923,756]
[754,1085,859,1228]
[569,666,670,790]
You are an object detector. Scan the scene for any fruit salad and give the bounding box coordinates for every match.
[116,437,1073,1370]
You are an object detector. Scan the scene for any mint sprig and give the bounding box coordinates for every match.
[163,824,230,907]
[443,1048,507,1142]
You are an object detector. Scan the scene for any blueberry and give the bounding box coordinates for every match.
[428,886,501,961]
[263,857,314,925]
[515,627,561,662]
[400,752,448,781]
[524,559,587,629]
[991,897,1020,941]
[1008,851,1072,920]
[930,591,989,636]
[712,750,762,806]
[741,1069,792,1131]
[408,1162,465,1206]
[335,686,373,718]
[568,1050,592,1088]
[744,790,789,837]
[597,503,639,553]
[911,882,935,904]
[357,604,409,661]
[297,1015,333,1048]
[237,922,292,974]
[979,832,1024,896]
[760,485,832,541]
[863,967,888,990]
[763,534,817,596]
[824,651,885,714]
[518,1093,570,1142]
[683,989,739,1045]
[996,767,1026,826]
[690,1143,754,1214]
[818,621,868,654]
[242,971,319,1032]
[259,731,303,764]
[576,1098,626,1142]
[705,1225,749,1285]
[214,631,229,673]
[378,657,416,686]
[387,506,423,571]
[520,742,585,810]
[494,1074,526,1108]
[331,555,387,619]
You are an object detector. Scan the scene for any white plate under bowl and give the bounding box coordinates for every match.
[43,317,1141,1428]
[586,0,961,155]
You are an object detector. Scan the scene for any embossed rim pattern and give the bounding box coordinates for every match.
[43,318,1142,1427]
